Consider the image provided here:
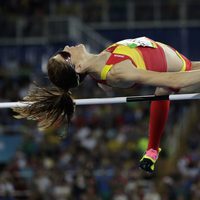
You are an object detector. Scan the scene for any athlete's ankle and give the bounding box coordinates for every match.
[145,148,160,161]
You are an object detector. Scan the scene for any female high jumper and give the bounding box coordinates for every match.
[13,36,200,173]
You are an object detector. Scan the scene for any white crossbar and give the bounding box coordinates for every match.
[0,93,199,108]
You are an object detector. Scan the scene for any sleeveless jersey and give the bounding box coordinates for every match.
[93,37,191,87]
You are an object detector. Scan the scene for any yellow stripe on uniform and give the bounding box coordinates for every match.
[175,51,186,71]
[101,64,113,80]
[113,45,146,70]
[151,41,157,48]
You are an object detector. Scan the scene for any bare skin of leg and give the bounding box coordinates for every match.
[155,87,172,96]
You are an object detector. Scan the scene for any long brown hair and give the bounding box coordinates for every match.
[13,55,80,136]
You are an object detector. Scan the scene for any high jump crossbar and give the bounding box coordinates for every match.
[0,93,199,108]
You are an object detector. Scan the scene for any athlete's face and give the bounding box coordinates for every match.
[63,44,88,67]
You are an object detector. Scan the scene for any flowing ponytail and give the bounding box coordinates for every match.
[13,85,75,134]
[13,51,83,137]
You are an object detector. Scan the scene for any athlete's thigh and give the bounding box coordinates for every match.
[154,87,173,96]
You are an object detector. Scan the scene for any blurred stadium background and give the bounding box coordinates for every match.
[0,0,199,199]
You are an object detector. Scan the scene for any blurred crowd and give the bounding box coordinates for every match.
[0,55,199,200]
[1,0,200,38]
[0,0,199,199]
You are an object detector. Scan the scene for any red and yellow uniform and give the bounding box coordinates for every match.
[96,37,191,86]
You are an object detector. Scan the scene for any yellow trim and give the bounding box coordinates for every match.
[113,45,146,70]
[140,155,156,163]
[101,65,113,80]
[175,51,186,71]
[152,41,157,48]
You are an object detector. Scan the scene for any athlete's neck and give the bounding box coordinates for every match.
[75,51,107,74]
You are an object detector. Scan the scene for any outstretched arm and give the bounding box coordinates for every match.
[117,60,200,90]
[136,69,200,89]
